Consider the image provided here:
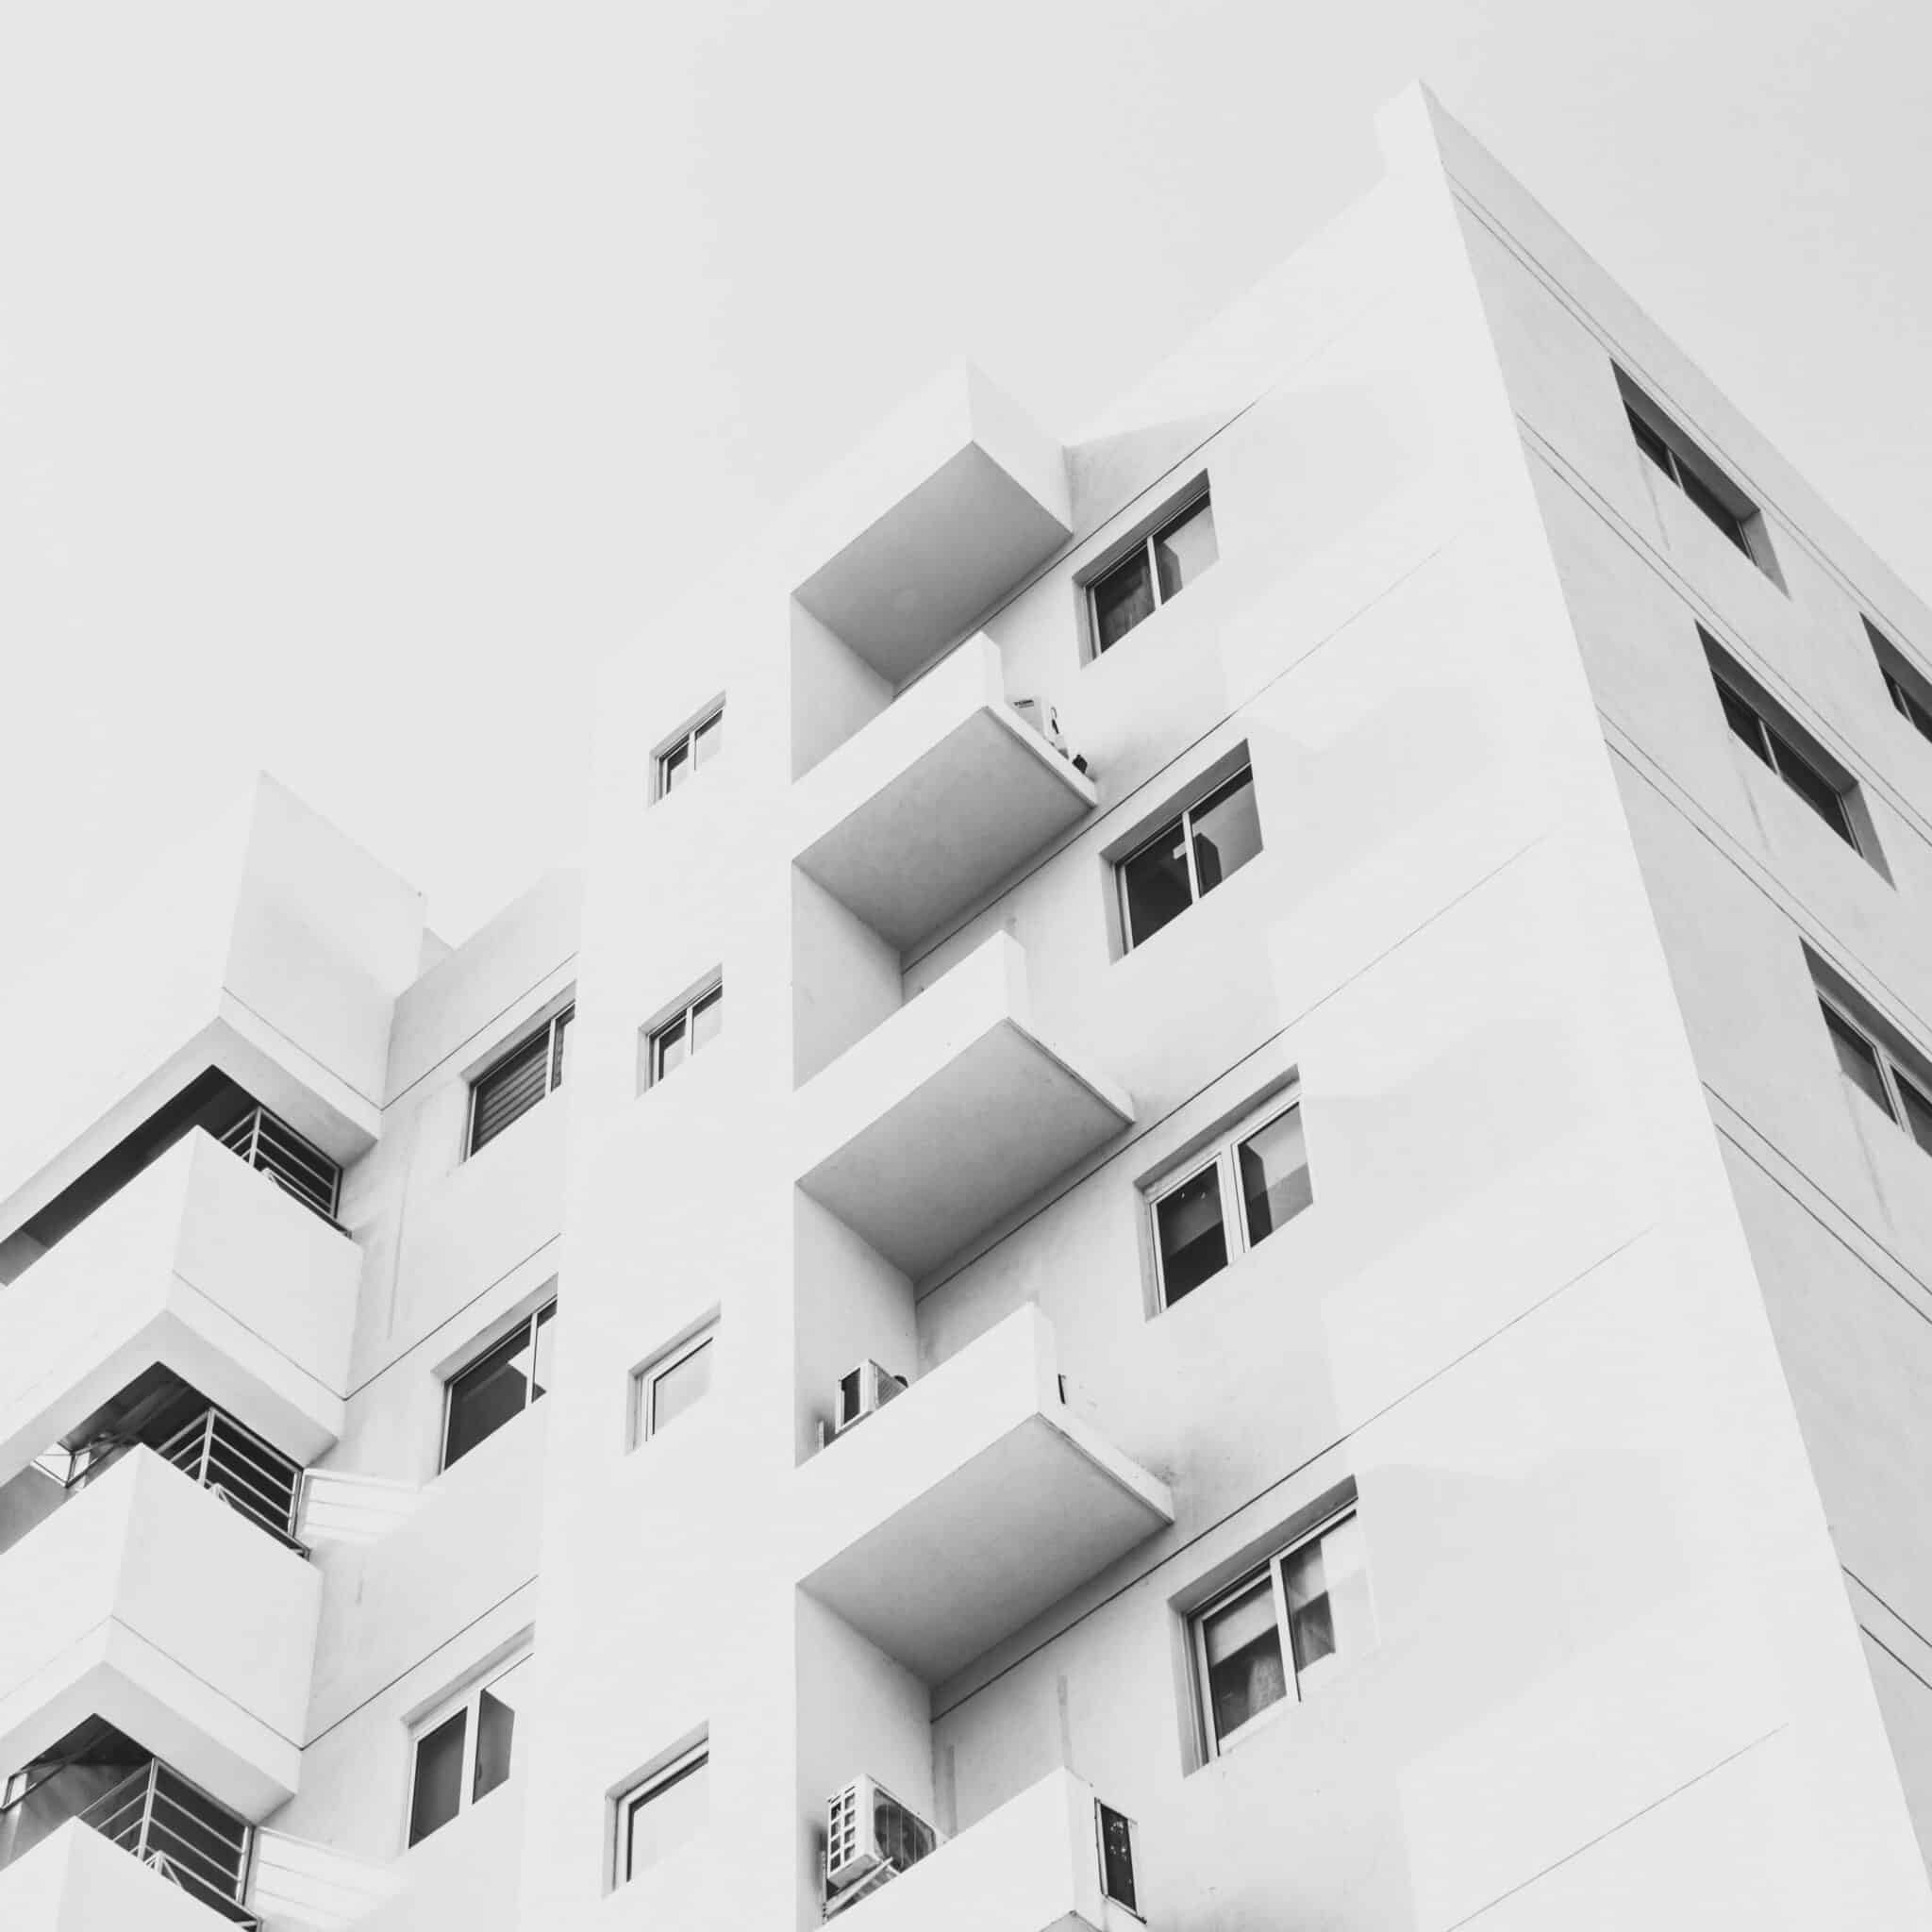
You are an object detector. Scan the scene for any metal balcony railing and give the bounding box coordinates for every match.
[152,1407,306,1554]
[217,1105,341,1224]
[75,1759,258,1926]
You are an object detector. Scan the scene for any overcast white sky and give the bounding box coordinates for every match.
[5,2,1930,950]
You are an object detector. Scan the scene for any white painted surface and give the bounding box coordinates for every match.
[0,1817,242,1932]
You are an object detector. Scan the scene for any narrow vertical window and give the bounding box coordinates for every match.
[469,1005,574,1155]
[1819,995,1932,1155]
[408,1649,533,1847]
[618,1743,710,1883]
[657,706,725,799]
[648,980,724,1086]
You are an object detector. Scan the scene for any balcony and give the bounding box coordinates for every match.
[0,1810,253,1932]
[0,1448,320,1819]
[0,1129,358,1493]
[791,365,1071,687]
[825,1771,1142,1932]
[794,936,1132,1279]
[793,635,1097,953]
[795,1307,1173,1684]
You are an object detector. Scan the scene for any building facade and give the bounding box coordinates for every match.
[3,82,1932,1932]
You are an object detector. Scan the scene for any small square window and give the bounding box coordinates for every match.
[1191,1510,1373,1757]
[469,1006,573,1156]
[1089,487,1217,655]
[442,1302,556,1472]
[657,706,724,800]
[633,1324,717,1444]
[617,1743,709,1885]
[408,1649,533,1847]
[1118,764,1261,951]
[647,981,724,1086]
[1148,1095,1310,1310]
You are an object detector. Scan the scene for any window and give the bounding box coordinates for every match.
[469,1006,573,1156]
[1192,1510,1373,1757]
[1866,619,1932,746]
[657,706,724,798]
[648,981,724,1084]
[408,1649,533,1847]
[1119,764,1261,951]
[1089,488,1218,655]
[1618,374,1762,564]
[442,1302,556,1471]
[1711,671,1857,847]
[617,1742,708,1884]
[1149,1096,1310,1308]
[1820,997,1932,1154]
[1096,1803,1139,1913]
[633,1324,717,1444]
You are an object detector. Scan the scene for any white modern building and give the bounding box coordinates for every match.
[5,81,1932,1932]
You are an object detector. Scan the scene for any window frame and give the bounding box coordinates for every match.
[1616,372,1771,575]
[406,1643,534,1849]
[630,1321,719,1446]
[1190,1504,1363,1760]
[441,1299,557,1473]
[645,978,724,1087]
[1085,482,1216,658]
[654,703,725,801]
[1819,992,1932,1154]
[615,1740,710,1886]
[1116,761,1259,953]
[467,1004,574,1158]
[1709,669,1859,850]
[1146,1092,1309,1311]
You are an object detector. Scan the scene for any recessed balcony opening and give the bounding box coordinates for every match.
[0,1717,257,1926]
[3,1365,305,1561]
[1,1069,341,1285]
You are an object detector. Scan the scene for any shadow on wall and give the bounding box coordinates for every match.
[249,1830,404,1929]
[300,1470,429,1549]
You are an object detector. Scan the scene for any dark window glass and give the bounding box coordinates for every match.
[653,984,723,1083]
[1238,1106,1313,1244]
[1897,1070,1932,1155]
[692,710,724,767]
[1883,669,1932,743]
[1715,681,1771,763]
[655,1012,689,1078]
[1097,1805,1137,1912]
[1154,496,1218,602]
[1677,465,1751,553]
[1191,770,1263,895]
[551,1008,572,1087]
[473,1660,528,1804]
[408,1710,466,1846]
[1822,1003,1895,1120]
[1626,407,1675,477]
[1201,1577,1288,1748]
[1764,729,1854,843]
[1120,818,1193,947]
[1282,1535,1338,1674]
[1091,547,1156,654]
[661,740,691,792]
[443,1307,554,1470]
[470,1008,572,1155]
[1154,1164,1228,1305]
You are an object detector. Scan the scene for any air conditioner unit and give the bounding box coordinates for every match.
[824,1775,937,1903]
[1010,696,1091,775]
[832,1360,907,1438]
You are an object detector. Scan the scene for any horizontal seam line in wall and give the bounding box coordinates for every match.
[913,827,1543,1305]
[341,1233,561,1401]
[170,1268,340,1404]
[111,1613,305,1753]
[931,1227,1643,1719]
[900,536,1456,977]
[1845,1566,1932,1668]
[302,1574,538,1748]
[1861,1625,1932,1701]
[1598,722,1932,1070]
[379,953,579,1110]
[222,988,381,1109]
[1517,419,1932,858]
[1446,172,1930,672]
[1441,1724,1786,1931]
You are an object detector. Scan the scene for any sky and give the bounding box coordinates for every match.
[4,2,1930,952]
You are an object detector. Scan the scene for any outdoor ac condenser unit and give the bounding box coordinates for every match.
[832,1359,907,1438]
[824,1775,937,1901]
[1009,696,1091,775]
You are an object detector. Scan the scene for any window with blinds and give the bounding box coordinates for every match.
[468,1006,573,1156]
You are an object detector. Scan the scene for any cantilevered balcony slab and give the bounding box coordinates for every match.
[792,366,1072,685]
[796,1308,1172,1683]
[829,1771,1141,1932]
[794,936,1132,1279]
[0,1816,248,1932]
[793,635,1096,952]
[0,1131,357,1491]
[0,1449,319,1819]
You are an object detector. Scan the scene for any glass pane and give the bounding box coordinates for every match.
[1238,1106,1312,1244]
[443,1324,540,1469]
[654,1015,689,1080]
[660,739,691,793]
[1626,408,1675,477]
[691,986,724,1054]
[1154,497,1218,603]
[408,1710,466,1846]
[1097,1805,1137,1912]
[473,1656,530,1804]
[1896,1070,1932,1155]
[1120,818,1194,948]
[1767,730,1855,844]
[1202,1577,1288,1748]
[531,1305,556,1405]
[1282,1536,1337,1683]
[625,1753,708,1880]
[1286,1516,1373,1697]
[1190,770,1262,896]
[1678,465,1751,554]
[1715,682,1772,765]
[650,1338,714,1434]
[1822,1003,1894,1119]
[692,710,723,766]
[550,1008,573,1089]
[1091,547,1156,654]
[1155,1164,1229,1306]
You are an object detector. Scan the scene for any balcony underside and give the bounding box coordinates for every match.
[794,637,1096,952]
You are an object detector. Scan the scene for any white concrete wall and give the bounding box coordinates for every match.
[0,1817,242,1932]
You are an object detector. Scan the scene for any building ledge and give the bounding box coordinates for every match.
[0,1817,250,1932]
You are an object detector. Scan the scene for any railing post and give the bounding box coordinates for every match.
[137,1760,158,1865]
[200,1407,219,1491]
